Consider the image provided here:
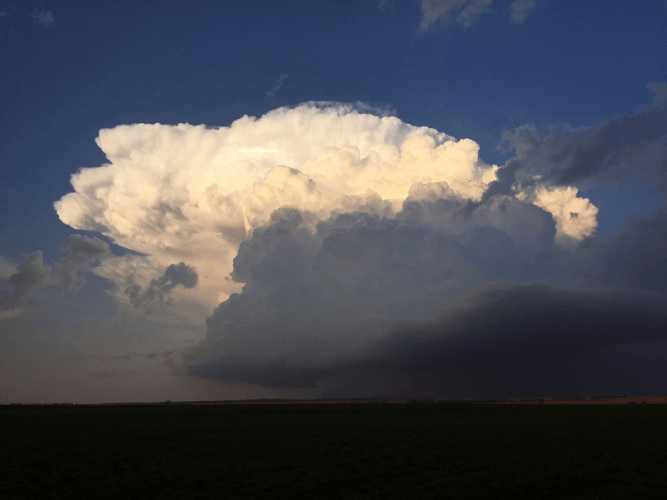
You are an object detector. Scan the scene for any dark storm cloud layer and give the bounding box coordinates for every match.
[371,285,667,395]
[185,86,667,395]
[124,262,198,313]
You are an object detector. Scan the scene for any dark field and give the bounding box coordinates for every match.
[1,404,666,499]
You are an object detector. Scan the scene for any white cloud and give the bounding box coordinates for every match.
[531,185,598,242]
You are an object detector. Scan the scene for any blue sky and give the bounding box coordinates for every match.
[1,0,666,403]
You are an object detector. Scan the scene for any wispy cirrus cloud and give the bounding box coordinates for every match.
[31,9,54,28]
[266,73,288,99]
[509,0,536,24]
[419,0,537,31]
[420,0,493,31]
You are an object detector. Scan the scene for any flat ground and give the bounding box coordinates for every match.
[1,403,666,499]
[496,396,667,405]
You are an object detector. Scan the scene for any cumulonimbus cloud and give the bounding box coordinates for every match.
[51,92,667,394]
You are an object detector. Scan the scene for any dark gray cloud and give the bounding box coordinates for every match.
[56,234,110,294]
[185,190,568,389]
[0,251,50,314]
[125,262,198,313]
[498,82,667,195]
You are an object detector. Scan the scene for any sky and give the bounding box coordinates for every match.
[1,0,666,404]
